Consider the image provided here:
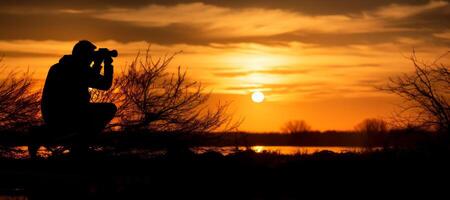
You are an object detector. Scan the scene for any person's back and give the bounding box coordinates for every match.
[41,55,92,128]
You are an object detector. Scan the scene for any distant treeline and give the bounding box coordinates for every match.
[0,128,442,148]
[190,130,438,148]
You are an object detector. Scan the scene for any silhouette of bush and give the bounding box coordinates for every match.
[381,51,449,133]
[91,49,237,133]
[281,120,312,134]
[0,58,40,131]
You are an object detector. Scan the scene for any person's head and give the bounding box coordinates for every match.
[72,40,96,65]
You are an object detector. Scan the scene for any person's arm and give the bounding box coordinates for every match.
[88,57,113,90]
[92,58,103,75]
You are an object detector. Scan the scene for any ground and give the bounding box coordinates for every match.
[0,149,449,199]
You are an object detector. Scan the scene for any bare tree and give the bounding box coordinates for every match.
[355,118,389,148]
[91,49,238,133]
[381,51,449,133]
[281,120,312,134]
[355,118,389,134]
[0,58,41,131]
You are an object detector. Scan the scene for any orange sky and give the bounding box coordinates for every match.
[1,0,449,132]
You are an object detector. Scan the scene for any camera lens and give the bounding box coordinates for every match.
[110,50,118,57]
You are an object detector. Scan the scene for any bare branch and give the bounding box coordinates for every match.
[91,48,237,133]
[0,60,41,131]
[380,51,449,133]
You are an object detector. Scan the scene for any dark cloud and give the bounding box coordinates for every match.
[355,79,386,86]
[388,6,450,30]
[0,12,212,44]
[0,0,443,15]
[0,0,449,47]
[0,50,59,57]
[272,31,427,46]
[200,0,443,15]
[200,27,450,47]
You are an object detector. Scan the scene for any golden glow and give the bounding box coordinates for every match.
[1,1,449,132]
[252,146,264,153]
[251,91,265,103]
[224,53,291,70]
[1,40,445,132]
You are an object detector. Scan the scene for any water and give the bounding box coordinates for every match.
[3,145,370,158]
[192,146,369,155]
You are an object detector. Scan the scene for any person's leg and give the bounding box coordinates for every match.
[85,103,117,133]
[70,103,116,157]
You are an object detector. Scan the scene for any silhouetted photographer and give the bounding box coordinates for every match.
[41,40,117,154]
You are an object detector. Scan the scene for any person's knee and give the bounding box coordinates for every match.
[88,103,117,120]
[108,103,117,115]
[102,103,117,119]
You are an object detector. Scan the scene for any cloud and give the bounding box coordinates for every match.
[355,78,386,86]
[0,50,59,58]
[223,82,327,94]
[0,1,449,47]
[323,63,382,69]
[2,0,444,15]
[433,30,450,40]
[0,12,217,44]
[96,2,386,38]
[0,40,76,56]
[90,1,450,47]
[220,80,383,101]
[213,68,309,77]
[370,0,448,19]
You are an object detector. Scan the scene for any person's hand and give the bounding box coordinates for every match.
[104,56,113,66]
[93,55,103,66]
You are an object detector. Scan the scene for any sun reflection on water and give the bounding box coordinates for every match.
[3,145,374,159]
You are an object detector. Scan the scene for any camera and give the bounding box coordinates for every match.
[94,48,118,59]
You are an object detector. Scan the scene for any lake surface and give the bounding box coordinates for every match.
[192,146,369,155]
[4,145,370,158]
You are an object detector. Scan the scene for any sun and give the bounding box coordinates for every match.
[251,91,265,103]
